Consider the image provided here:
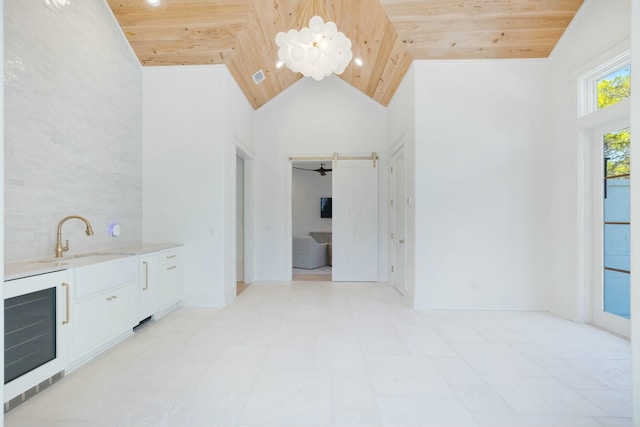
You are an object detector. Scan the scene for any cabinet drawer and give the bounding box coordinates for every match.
[160,249,181,265]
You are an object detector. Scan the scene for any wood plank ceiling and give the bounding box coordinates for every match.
[106,0,584,109]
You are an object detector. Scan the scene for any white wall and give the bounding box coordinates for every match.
[629,0,639,423]
[223,69,255,300]
[387,64,416,303]
[412,59,551,310]
[4,0,142,262]
[253,75,388,281]
[142,65,253,307]
[547,0,632,321]
[292,167,332,237]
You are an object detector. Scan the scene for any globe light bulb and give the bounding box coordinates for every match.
[274,15,352,80]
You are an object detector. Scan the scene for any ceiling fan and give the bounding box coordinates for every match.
[293,163,333,176]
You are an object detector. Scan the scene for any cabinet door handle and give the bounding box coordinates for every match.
[166,254,176,259]
[167,266,177,271]
[143,261,149,291]
[62,282,70,325]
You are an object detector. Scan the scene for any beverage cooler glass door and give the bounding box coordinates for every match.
[4,270,70,403]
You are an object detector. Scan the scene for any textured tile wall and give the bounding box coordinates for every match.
[4,0,143,262]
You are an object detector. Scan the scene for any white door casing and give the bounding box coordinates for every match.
[390,147,407,295]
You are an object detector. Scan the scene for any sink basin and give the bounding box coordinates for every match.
[68,254,121,264]
[7,250,139,282]
[70,252,117,259]
[32,259,70,267]
[71,251,135,258]
[30,252,133,266]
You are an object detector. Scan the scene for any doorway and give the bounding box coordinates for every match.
[236,154,248,294]
[291,161,333,281]
[235,146,254,296]
[288,154,380,283]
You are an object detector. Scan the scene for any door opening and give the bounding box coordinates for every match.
[236,154,247,295]
[291,161,333,282]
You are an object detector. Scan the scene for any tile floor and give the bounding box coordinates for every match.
[236,281,249,296]
[292,266,332,282]
[5,282,633,427]
[292,266,333,275]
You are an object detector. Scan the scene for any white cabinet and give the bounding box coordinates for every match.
[137,247,182,322]
[71,293,105,362]
[72,285,136,362]
[157,248,182,314]
[138,253,159,321]
[69,256,138,370]
[5,246,183,385]
[105,285,136,341]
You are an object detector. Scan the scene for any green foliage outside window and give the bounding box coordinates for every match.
[598,69,631,109]
[604,128,630,177]
[599,68,631,177]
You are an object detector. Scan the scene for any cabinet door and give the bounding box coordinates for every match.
[105,283,136,340]
[138,254,159,321]
[70,294,106,361]
[157,249,182,311]
[159,262,182,309]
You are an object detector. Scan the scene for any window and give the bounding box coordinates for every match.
[578,51,631,116]
[580,50,632,336]
[602,127,630,319]
[598,65,631,110]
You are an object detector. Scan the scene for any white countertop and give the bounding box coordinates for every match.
[4,243,182,281]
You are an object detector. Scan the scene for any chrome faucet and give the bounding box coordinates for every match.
[55,215,94,258]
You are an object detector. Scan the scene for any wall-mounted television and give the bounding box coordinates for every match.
[320,197,332,218]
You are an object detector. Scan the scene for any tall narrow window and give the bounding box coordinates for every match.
[603,127,630,319]
[582,51,631,336]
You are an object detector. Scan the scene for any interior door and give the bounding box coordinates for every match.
[390,148,407,295]
[332,159,379,281]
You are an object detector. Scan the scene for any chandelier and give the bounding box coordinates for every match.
[275,0,353,81]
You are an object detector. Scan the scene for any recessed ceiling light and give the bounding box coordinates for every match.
[354,57,364,67]
[145,0,161,6]
[275,60,284,69]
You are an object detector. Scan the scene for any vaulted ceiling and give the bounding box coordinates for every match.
[106,0,584,109]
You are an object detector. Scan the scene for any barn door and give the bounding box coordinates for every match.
[332,159,379,281]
